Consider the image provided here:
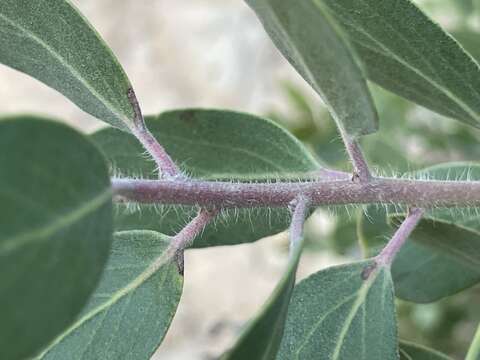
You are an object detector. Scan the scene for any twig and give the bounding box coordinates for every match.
[127,88,181,179]
[342,135,372,182]
[376,208,424,266]
[289,195,310,255]
[167,208,218,274]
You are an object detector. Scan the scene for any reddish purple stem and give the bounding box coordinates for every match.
[112,177,480,209]
[376,208,425,266]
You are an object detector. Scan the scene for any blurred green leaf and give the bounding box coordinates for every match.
[278,261,397,359]
[321,0,480,128]
[0,117,112,359]
[400,341,453,359]
[0,0,135,131]
[92,109,320,247]
[37,231,183,360]
[246,0,378,137]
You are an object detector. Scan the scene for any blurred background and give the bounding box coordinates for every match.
[1,1,480,358]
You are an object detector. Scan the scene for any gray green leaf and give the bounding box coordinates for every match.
[278,261,398,360]
[320,0,480,128]
[399,341,453,360]
[0,116,112,360]
[245,0,378,137]
[0,0,135,131]
[37,231,183,360]
[92,109,320,247]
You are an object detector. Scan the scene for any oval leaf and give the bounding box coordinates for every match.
[245,0,378,137]
[0,116,112,359]
[36,231,183,359]
[0,0,135,131]
[92,109,320,247]
[320,0,480,128]
[278,261,398,360]
[399,341,453,360]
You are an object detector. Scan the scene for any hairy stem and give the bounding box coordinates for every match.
[127,88,180,178]
[343,136,372,182]
[167,208,218,274]
[289,196,310,255]
[112,177,480,208]
[376,208,424,266]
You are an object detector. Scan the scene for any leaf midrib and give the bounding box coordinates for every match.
[0,189,112,255]
[0,11,130,126]
[36,241,173,358]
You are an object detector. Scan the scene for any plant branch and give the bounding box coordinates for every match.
[289,195,310,255]
[342,135,372,182]
[376,208,424,266]
[127,88,180,178]
[167,208,218,274]
[112,177,480,209]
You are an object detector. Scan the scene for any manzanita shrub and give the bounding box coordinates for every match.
[2,0,480,359]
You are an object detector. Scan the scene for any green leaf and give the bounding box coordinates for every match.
[245,0,378,137]
[221,224,305,359]
[466,323,480,360]
[0,116,112,360]
[391,227,480,303]
[399,341,453,360]
[320,0,480,128]
[278,261,398,360]
[360,204,480,303]
[0,0,135,131]
[452,30,480,65]
[92,109,320,247]
[37,231,183,359]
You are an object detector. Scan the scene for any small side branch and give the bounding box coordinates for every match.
[343,136,372,182]
[167,208,218,274]
[289,196,310,254]
[376,208,424,266]
[127,88,181,178]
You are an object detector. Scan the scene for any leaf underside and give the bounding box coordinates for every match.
[37,231,183,360]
